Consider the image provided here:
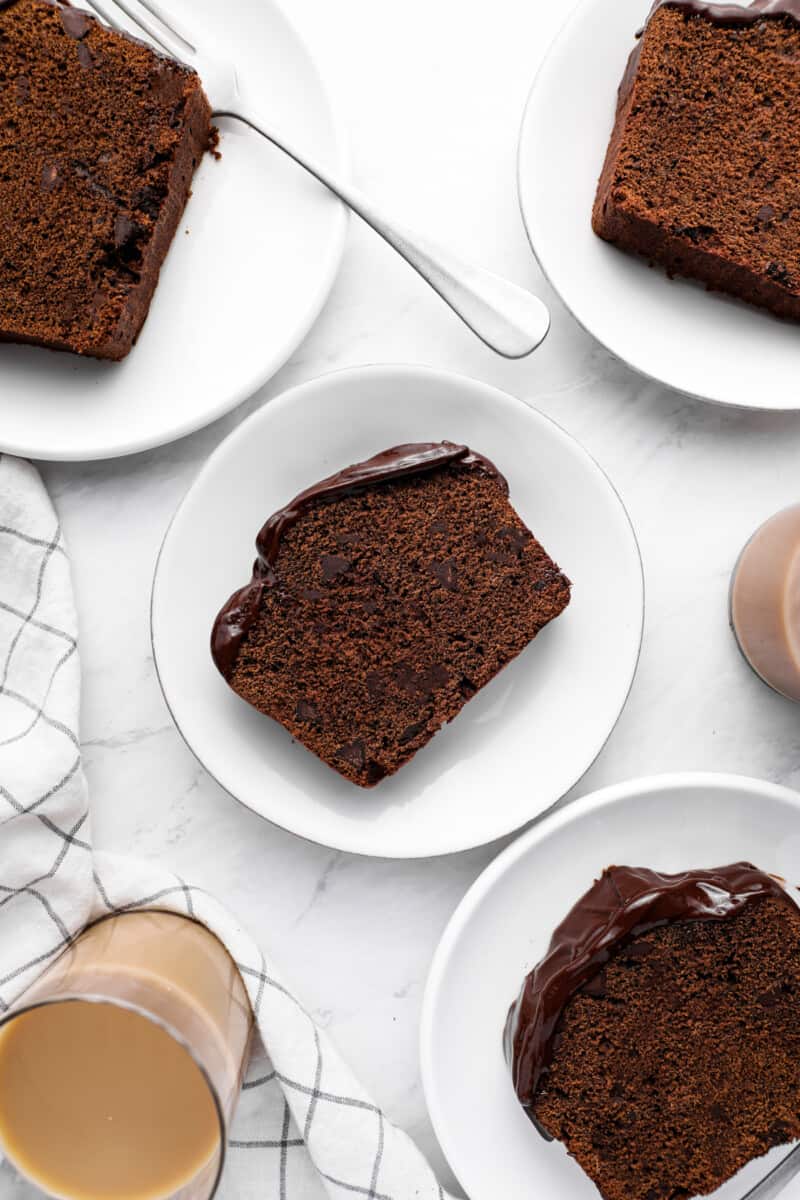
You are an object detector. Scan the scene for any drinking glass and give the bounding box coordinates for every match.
[0,911,253,1200]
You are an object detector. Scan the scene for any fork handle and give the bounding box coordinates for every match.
[217,110,550,359]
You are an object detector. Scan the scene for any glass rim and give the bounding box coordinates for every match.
[0,989,228,1200]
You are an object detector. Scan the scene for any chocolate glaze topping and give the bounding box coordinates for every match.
[210,442,505,679]
[59,4,91,38]
[506,863,793,1120]
[643,0,800,31]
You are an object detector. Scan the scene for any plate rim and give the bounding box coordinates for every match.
[0,0,349,463]
[516,0,800,414]
[150,361,645,858]
[419,769,800,1197]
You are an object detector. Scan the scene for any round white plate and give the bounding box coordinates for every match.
[421,772,800,1200]
[151,364,643,858]
[0,0,347,461]
[519,0,800,410]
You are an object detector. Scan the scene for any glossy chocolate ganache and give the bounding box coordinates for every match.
[210,442,505,678]
[506,863,794,1124]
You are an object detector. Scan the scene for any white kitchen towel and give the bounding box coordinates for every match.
[0,454,452,1200]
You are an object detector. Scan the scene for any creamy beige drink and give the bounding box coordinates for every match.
[730,504,800,703]
[0,1002,219,1200]
[0,913,252,1200]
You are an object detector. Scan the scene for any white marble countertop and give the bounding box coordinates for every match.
[20,0,800,1194]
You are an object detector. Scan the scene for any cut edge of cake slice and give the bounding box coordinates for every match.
[210,442,572,787]
[507,862,800,1200]
[592,0,800,320]
[0,0,213,360]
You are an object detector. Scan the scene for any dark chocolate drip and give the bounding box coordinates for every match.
[210,442,505,679]
[642,0,800,33]
[59,4,91,37]
[255,442,504,566]
[506,863,793,1120]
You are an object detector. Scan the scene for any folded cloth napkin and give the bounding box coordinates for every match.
[0,454,452,1200]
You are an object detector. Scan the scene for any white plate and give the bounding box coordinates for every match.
[519,0,800,410]
[0,0,347,461]
[421,772,800,1200]
[151,364,643,858]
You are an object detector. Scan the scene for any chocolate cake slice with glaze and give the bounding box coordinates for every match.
[0,0,212,360]
[211,442,571,788]
[594,0,800,319]
[506,863,800,1200]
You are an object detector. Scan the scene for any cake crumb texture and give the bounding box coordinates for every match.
[593,5,800,318]
[215,456,571,787]
[0,0,211,359]
[534,895,800,1200]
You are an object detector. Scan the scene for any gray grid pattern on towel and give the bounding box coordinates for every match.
[0,453,450,1200]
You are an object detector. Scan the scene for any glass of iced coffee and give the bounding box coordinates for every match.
[730,503,800,703]
[0,911,253,1200]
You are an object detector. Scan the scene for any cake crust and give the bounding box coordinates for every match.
[211,443,571,788]
[0,0,212,360]
[593,0,800,319]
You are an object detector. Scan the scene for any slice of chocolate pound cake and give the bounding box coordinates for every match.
[506,863,800,1200]
[211,443,571,788]
[0,0,212,360]
[593,0,800,319]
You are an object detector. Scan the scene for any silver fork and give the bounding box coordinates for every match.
[79,0,550,359]
[739,1144,800,1200]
